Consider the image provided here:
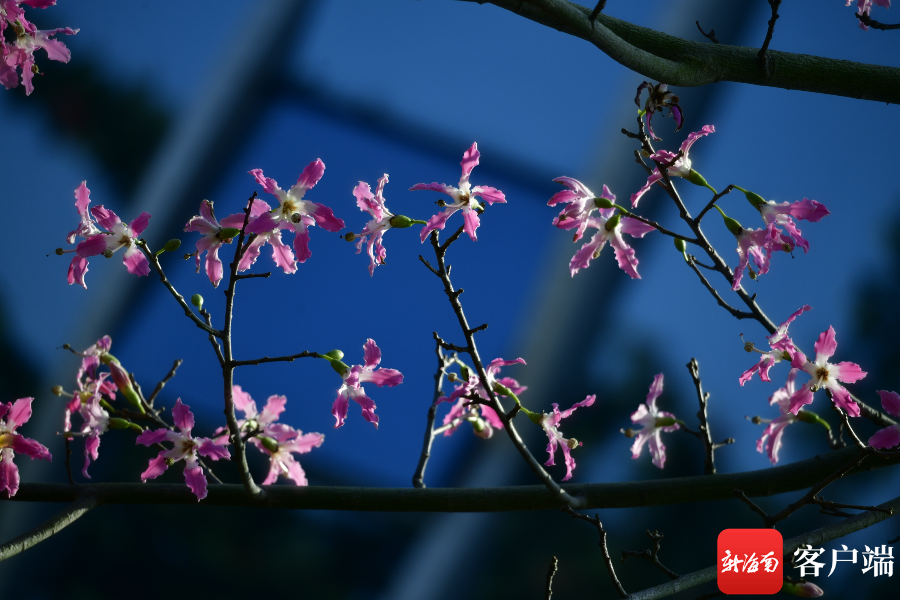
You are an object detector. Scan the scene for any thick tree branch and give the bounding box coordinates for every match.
[461,0,900,104]
[7,446,899,511]
[0,493,98,561]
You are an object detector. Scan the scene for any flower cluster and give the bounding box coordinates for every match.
[630,125,716,207]
[213,387,324,486]
[437,357,526,439]
[548,178,655,278]
[60,181,152,288]
[1,0,77,95]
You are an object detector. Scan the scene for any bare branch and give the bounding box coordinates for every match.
[412,338,455,488]
[563,506,627,598]
[621,530,679,580]
[695,21,719,44]
[758,1,782,77]
[0,493,98,561]
[146,359,183,407]
[545,555,559,600]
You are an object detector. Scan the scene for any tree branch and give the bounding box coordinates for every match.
[461,0,900,104]
[7,446,899,511]
[412,338,454,488]
[0,493,98,561]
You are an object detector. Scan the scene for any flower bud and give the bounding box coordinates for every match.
[459,366,471,381]
[51,385,64,396]
[163,239,182,252]
[734,186,767,210]
[258,435,280,453]
[109,418,143,433]
[191,294,204,311]
[796,410,831,430]
[674,237,689,262]
[330,360,350,376]
[108,361,145,414]
[472,418,493,439]
[389,214,414,228]
[781,581,824,597]
[593,197,615,210]
[323,349,344,361]
[685,169,717,194]
[216,227,240,241]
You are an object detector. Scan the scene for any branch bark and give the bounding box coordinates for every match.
[462,0,900,104]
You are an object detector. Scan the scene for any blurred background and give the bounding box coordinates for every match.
[1,1,898,598]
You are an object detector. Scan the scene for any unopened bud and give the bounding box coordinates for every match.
[734,186,767,210]
[389,214,414,228]
[593,197,615,209]
[191,294,204,311]
[258,435,280,453]
[344,232,356,242]
[330,360,350,376]
[108,361,145,414]
[685,169,716,194]
[323,349,344,361]
[796,410,831,430]
[51,385,64,396]
[163,239,182,252]
[216,227,240,241]
[459,366,471,381]
[472,418,493,439]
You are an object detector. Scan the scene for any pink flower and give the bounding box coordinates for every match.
[135,399,230,501]
[410,142,506,242]
[330,340,403,429]
[757,369,802,464]
[352,175,395,276]
[541,395,596,481]
[548,178,614,243]
[725,217,789,291]
[568,198,656,277]
[183,200,239,287]
[253,427,324,486]
[0,397,52,498]
[868,390,900,449]
[437,357,526,439]
[226,197,297,274]
[213,385,291,443]
[757,198,829,253]
[630,125,715,207]
[628,374,679,469]
[1,1,77,95]
[64,368,115,478]
[60,181,100,288]
[740,305,811,385]
[634,82,684,141]
[848,0,891,30]
[247,160,345,263]
[74,200,152,284]
[788,327,867,417]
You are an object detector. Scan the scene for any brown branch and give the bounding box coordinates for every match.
[857,11,900,31]
[758,0,782,77]
[230,351,320,367]
[563,506,628,598]
[695,21,719,44]
[412,338,455,488]
[621,530,679,580]
[146,359,183,407]
[685,256,755,321]
[545,555,559,600]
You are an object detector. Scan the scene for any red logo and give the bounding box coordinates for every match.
[717,529,783,595]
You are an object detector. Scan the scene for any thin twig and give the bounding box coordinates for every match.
[146,359,183,407]
[426,228,584,508]
[695,185,735,223]
[621,530,679,579]
[412,338,454,488]
[734,488,769,522]
[686,358,725,475]
[202,309,226,369]
[545,555,559,600]
[221,192,265,499]
[588,0,606,22]
[233,272,271,281]
[64,436,75,485]
[231,351,320,367]
[563,506,627,598]
[0,493,98,561]
[758,0,781,76]
[433,332,469,354]
[615,208,698,244]
[695,21,719,44]
[686,257,755,320]
[810,495,892,515]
